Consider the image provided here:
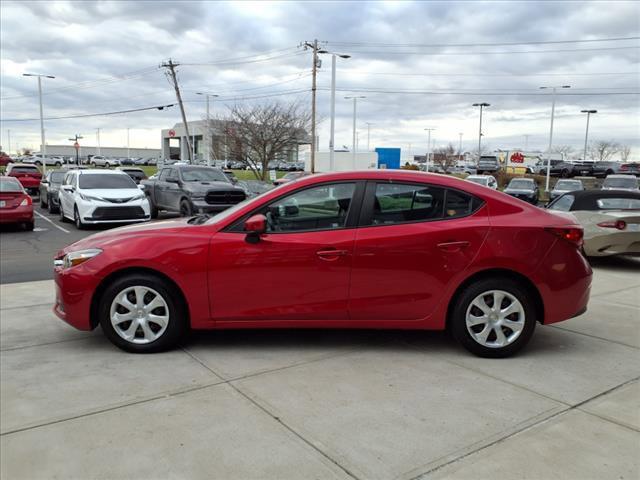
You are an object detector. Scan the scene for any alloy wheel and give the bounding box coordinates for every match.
[109,286,169,344]
[465,290,525,348]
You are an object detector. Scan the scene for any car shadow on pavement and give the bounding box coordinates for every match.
[588,255,640,272]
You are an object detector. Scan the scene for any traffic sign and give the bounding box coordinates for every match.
[73,142,80,150]
[168,129,176,137]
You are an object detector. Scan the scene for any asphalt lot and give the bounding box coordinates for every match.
[0,252,639,478]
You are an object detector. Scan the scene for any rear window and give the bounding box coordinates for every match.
[10,166,40,174]
[596,198,640,210]
[508,179,534,189]
[79,174,136,189]
[50,172,65,183]
[555,180,582,190]
[0,178,23,192]
[603,177,638,188]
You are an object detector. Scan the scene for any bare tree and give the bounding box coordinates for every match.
[223,102,311,180]
[551,145,574,158]
[589,140,620,162]
[433,143,459,173]
[619,144,632,162]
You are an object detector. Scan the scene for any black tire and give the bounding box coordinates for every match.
[23,221,35,231]
[48,198,59,214]
[55,162,61,167]
[149,199,159,219]
[105,162,110,168]
[450,277,537,358]
[560,169,570,178]
[91,162,97,168]
[74,205,85,229]
[35,161,42,166]
[98,273,187,353]
[179,199,193,217]
[40,194,46,208]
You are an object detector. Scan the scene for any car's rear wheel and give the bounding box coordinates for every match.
[55,162,61,167]
[48,197,59,214]
[74,206,85,229]
[23,221,34,231]
[40,195,46,208]
[451,278,536,358]
[179,199,193,217]
[99,274,187,353]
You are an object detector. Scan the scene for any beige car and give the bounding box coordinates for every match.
[547,190,640,257]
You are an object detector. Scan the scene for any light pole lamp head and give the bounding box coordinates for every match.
[473,103,490,107]
[581,109,597,114]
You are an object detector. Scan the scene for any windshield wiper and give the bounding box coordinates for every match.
[187,213,211,225]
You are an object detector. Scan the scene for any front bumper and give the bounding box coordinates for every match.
[54,265,99,331]
[78,198,150,224]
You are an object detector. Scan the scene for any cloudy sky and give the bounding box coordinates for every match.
[1,0,639,160]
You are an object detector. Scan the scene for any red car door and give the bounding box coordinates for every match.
[348,182,489,321]
[209,182,363,322]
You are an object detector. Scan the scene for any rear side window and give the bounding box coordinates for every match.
[369,183,445,225]
[445,190,483,218]
[548,194,575,212]
[596,198,640,210]
[158,169,169,181]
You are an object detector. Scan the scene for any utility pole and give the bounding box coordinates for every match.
[126,128,130,158]
[23,73,55,174]
[424,128,435,172]
[162,59,192,162]
[68,134,83,165]
[304,40,320,173]
[196,92,219,167]
[540,85,570,191]
[96,128,101,156]
[7,129,10,155]
[458,132,463,155]
[523,134,530,150]
[345,96,365,169]
[366,122,374,151]
[472,103,490,161]
[581,110,597,162]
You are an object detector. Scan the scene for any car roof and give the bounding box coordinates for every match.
[70,169,128,175]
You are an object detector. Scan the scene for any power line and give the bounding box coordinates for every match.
[327,36,640,48]
[0,103,176,122]
[338,70,639,77]
[330,46,640,56]
[317,87,640,96]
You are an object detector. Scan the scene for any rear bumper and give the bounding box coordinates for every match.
[584,232,640,257]
[0,206,33,224]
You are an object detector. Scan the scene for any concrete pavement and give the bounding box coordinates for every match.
[1,258,638,479]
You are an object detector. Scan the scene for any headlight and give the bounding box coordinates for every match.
[189,192,205,200]
[61,248,103,269]
[132,193,146,201]
[79,193,103,202]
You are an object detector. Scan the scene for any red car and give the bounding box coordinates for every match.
[53,170,592,357]
[5,163,42,194]
[0,176,34,230]
[0,151,11,167]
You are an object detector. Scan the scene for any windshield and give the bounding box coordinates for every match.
[0,178,22,192]
[603,177,638,188]
[468,177,488,185]
[181,168,228,182]
[508,179,533,189]
[79,174,137,189]
[50,172,65,183]
[555,180,582,190]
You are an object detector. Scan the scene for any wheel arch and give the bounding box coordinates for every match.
[445,268,545,329]
[89,266,191,330]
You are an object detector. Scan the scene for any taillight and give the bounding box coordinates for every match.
[620,165,628,171]
[546,227,584,248]
[19,196,32,207]
[597,220,626,230]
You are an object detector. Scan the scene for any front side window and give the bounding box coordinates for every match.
[369,183,445,225]
[548,194,575,212]
[263,183,355,232]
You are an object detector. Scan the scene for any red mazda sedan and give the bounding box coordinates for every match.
[54,170,591,357]
[0,176,34,230]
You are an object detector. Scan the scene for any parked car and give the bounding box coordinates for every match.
[592,161,639,178]
[117,167,148,184]
[0,176,34,230]
[476,156,500,174]
[550,179,585,201]
[22,156,65,167]
[618,163,640,176]
[0,151,12,167]
[272,171,312,186]
[503,178,539,204]
[119,158,139,166]
[237,180,274,197]
[53,170,591,357]
[602,174,639,192]
[39,170,66,213]
[535,160,578,178]
[466,175,498,189]
[5,163,42,194]
[89,156,119,168]
[547,190,640,257]
[58,169,150,229]
[142,165,246,218]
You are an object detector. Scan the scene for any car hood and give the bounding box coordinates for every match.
[504,188,535,195]
[183,181,239,192]
[59,218,191,255]
[80,188,142,199]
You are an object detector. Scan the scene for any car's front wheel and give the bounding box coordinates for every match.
[451,278,537,358]
[179,199,193,217]
[99,274,187,353]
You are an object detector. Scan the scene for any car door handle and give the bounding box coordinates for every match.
[316,249,348,260]
[437,241,470,252]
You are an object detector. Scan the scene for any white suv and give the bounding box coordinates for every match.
[58,169,150,229]
[89,156,119,168]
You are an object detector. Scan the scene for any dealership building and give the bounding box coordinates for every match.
[36,145,160,159]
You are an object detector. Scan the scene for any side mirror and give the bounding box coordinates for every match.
[62,185,73,192]
[244,214,267,243]
[138,184,146,191]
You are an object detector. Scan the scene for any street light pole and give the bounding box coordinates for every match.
[196,92,219,167]
[23,73,55,174]
[366,122,374,151]
[458,132,463,155]
[540,85,570,191]
[472,103,490,161]
[96,128,101,156]
[581,109,597,162]
[126,128,130,158]
[523,134,530,150]
[345,96,365,169]
[424,128,435,172]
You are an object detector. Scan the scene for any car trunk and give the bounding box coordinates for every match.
[0,191,28,209]
[11,171,42,188]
